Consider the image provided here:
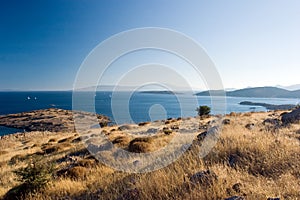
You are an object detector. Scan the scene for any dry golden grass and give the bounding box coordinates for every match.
[0,110,300,199]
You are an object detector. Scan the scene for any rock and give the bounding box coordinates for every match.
[171,124,180,130]
[224,196,245,200]
[165,120,171,124]
[189,170,218,187]
[262,118,281,132]
[209,126,219,134]
[245,123,255,130]
[222,119,231,125]
[197,131,208,141]
[71,137,81,143]
[280,111,288,116]
[232,183,242,193]
[163,127,172,135]
[138,122,150,126]
[133,160,140,167]
[263,118,280,126]
[199,124,208,129]
[197,126,219,142]
[281,107,300,124]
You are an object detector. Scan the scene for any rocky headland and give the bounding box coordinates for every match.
[0,108,110,132]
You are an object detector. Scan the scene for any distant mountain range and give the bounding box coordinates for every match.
[196,87,300,98]
[277,84,300,91]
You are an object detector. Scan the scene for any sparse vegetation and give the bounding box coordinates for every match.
[0,110,300,199]
[112,136,131,146]
[128,137,154,153]
[196,105,211,117]
[4,157,55,199]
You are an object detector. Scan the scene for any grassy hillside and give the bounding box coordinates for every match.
[0,111,300,199]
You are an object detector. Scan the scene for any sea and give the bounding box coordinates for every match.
[0,91,299,136]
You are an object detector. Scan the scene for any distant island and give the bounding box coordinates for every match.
[239,101,296,110]
[196,86,300,98]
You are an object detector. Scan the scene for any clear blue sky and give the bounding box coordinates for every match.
[1,0,300,90]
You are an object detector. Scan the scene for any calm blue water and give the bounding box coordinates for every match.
[0,91,299,135]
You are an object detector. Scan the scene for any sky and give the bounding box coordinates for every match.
[0,0,300,90]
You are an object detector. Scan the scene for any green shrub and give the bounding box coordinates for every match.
[196,106,211,117]
[13,157,55,192]
[4,158,55,199]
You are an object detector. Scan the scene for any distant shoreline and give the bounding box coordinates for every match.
[239,101,296,110]
[195,86,300,99]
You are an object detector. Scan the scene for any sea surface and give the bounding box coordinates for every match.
[0,91,299,136]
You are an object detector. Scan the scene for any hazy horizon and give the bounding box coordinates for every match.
[1,83,300,92]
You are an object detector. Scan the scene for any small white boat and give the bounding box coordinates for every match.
[27,96,31,100]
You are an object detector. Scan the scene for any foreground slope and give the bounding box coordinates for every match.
[0,110,299,199]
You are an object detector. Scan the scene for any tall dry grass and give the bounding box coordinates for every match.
[0,111,299,199]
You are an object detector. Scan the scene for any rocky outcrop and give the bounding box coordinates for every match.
[0,108,110,132]
[263,118,280,126]
[222,119,231,125]
[281,107,300,124]
[245,123,255,130]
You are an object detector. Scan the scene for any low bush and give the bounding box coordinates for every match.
[196,106,211,117]
[128,137,153,153]
[4,158,55,199]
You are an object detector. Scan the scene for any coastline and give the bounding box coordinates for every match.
[239,101,296,110]
[1,108,299,199]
